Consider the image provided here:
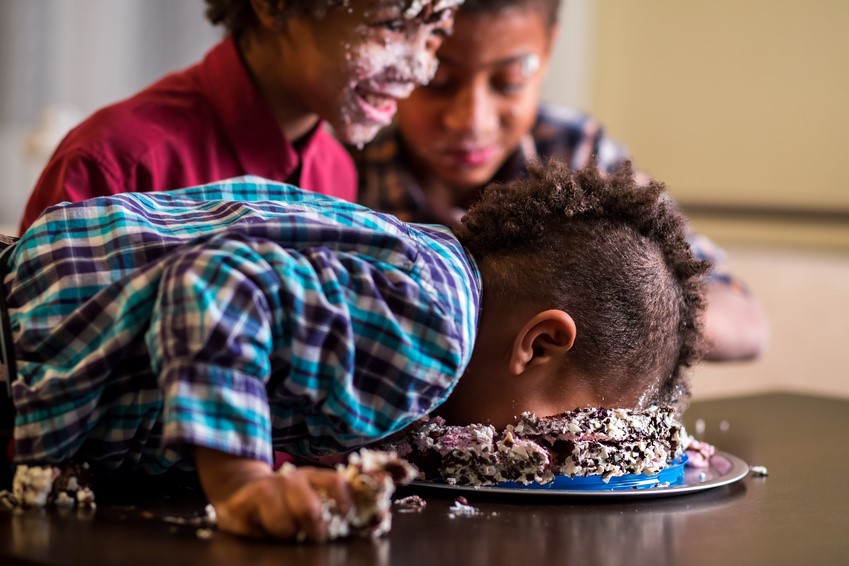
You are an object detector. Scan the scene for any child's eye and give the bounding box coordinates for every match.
[426,7,457,25]
[376,19,406,32]
[425,8,455,38]
[431,26,451,39]
[494,81,526,96]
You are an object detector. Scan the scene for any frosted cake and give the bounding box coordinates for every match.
[379,406,687,486]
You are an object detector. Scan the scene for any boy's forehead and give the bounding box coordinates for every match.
[366,0,464,17]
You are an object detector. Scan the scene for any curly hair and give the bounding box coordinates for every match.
[204,0,342,36]
[453,159,709,411]
[459,0,561,27]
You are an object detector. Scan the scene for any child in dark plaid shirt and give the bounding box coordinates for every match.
[352,0,769,362]
[2,160,707,541]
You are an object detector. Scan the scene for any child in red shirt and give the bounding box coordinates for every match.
[19,0,461,232]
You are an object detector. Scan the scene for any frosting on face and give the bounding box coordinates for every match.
[404,0,465,19]
[520,53,540,77]
[335,30,442,146]
[327,1,460,146]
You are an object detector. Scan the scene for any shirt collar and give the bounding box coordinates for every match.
[199,37,326,184]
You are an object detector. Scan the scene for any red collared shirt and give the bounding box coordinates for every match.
[19,37,356,233]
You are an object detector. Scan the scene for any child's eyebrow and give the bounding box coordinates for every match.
[438,52,537,71]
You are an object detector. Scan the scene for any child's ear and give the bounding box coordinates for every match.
[509,309,577,375]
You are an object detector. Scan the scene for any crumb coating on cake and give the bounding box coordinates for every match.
[380,406,685,486]
[1,462,96,510]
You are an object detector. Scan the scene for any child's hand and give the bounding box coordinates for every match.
[216,466,353,541]
[195,446,353,542]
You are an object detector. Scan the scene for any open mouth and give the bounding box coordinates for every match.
[354,89,399,125]
[353,79,417,125]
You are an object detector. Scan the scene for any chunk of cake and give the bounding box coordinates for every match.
[0,462,95,510]
[380,406,686,486]
[273,448,418,540]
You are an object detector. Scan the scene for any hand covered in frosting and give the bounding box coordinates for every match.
[217,465,353,541]
[195,446,353,541]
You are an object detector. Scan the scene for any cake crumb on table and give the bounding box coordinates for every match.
[394,495,427,512]
[448,498,481,518]
[749,465,769,477]
[5,463,95,511]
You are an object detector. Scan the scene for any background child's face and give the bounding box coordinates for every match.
[396,5,555,193]
[281,0,459,146]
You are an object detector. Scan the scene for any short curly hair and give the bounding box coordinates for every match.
[453,159,709,411]
[459,0,561,27]
[204,0,341,36]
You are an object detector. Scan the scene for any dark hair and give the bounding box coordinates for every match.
[453,159,709,411]
[459,0,561,28]
[204,0,340,36]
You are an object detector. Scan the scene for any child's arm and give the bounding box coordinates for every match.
[703,279,769,361]
[195,446,352,541]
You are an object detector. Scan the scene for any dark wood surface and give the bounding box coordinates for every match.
[2,392,848,565]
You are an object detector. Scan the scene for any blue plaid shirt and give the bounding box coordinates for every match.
[4,178,481,473]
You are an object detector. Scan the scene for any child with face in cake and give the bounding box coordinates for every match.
[0,160,707,541]
[18,0,462,233]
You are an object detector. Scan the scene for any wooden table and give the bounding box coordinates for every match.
[2,393,848,565]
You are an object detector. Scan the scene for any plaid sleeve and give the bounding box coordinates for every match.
[146,229,472,463]
[146,235,278,465]
[687,232,748,291]
[267,233,475,458]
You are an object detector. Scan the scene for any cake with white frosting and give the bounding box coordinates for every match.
[380,406,686,486]
[0,462,95,510]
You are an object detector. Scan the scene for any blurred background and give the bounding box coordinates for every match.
[0,0,847,400]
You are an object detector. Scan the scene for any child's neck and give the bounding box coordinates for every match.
[238,32,320,143]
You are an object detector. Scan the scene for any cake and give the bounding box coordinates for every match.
[379,406,687,486]
[0,462,95,510]
[271,448,417,540]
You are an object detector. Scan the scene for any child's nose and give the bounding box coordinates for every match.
[444,83,498,136]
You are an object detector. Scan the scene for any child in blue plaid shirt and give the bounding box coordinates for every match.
[1,160,707,540]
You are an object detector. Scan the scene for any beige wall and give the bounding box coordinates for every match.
[690,244,849,401]
[576,2,849,399]
[589,0,849,212]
